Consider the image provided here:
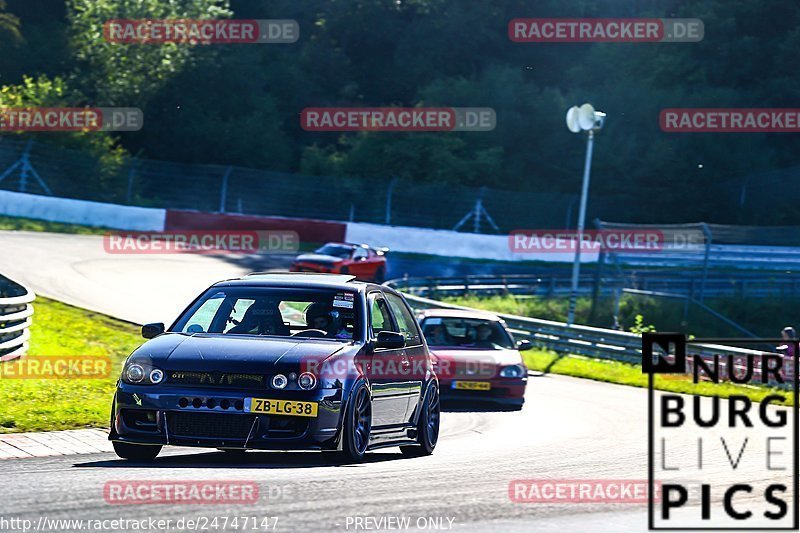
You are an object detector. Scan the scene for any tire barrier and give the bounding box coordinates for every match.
[0,274,34,361]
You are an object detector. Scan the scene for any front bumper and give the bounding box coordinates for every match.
[110,382,345,450]
[438,377,527,405]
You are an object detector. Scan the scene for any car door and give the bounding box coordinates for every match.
[364,291,413,428]
[384,291,426,424]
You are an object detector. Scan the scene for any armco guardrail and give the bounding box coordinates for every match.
[402,293,783,381]
[0,275,34,361]
[388,272,800,299]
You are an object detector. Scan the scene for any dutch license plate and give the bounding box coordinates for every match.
[244,398,318,417]
[452,381,491,391]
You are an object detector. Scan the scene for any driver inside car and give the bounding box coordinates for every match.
[305,301,334,333]
[304,301,353,339]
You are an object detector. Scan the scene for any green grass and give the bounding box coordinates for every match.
[0,297,141,433]
[523,349,793,405]
[0,214,110,235]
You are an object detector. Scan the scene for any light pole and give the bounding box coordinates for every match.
[565,103,605,326]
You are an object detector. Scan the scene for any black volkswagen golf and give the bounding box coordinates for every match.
[109,273,440,462]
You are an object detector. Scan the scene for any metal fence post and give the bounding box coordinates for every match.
[126,158,138,204]
[385,177,397,225]
[589,249,606,323]
[612,287,622,329]
[219,166,232,213]
[699,223,712,302]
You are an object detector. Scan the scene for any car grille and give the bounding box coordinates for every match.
[167,371,265,388]
[440,362,495,379]
[169,412,255,439]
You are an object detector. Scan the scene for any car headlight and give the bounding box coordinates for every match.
[499,365,526,378]
[149,368,164,384]
[125,364,145,383]
[271,374,288,389]
[122,362,165,385]
[298,372,317,390]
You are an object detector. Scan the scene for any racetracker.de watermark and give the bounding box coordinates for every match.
[301,353,496,381]
[300,108,495,132]
[0,108,142,132]
[0,516,279,532]
[661,108,800,132]
[104,19,298,44]
[509,479,661,503]
[509,18,703,42]
[103,481,260,505]
[509,229,706,254]
[102,230,299,255]
[0,356,111,379]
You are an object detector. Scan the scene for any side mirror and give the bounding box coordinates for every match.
[375,331,405,350]
[516,339,532,351]
[142,322,165,339]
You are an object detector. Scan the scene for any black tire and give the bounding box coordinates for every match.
[373,266,386,284]
[340,266,350,275]
[400,383,440,458]
[341,382,372,462]
[113,441,161,461]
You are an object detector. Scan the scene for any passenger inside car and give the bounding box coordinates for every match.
[227,300,290,336]
[471,323,500,349]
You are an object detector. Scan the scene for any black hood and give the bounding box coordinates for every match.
[129,333,354,373]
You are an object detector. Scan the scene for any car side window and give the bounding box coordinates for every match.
[353,247,368,260]
[385,293,421,345]
[181,295,225,333]
[369,295,396,338]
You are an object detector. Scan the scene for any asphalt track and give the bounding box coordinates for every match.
[0,231,541,325]
[0,230,793,532]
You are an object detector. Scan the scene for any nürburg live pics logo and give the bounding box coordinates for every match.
[643,333,798,530]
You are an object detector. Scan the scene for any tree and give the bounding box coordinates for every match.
[66,0,232,106]
[0,0,21,43]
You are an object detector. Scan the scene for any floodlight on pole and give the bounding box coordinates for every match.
[565,103,605,326]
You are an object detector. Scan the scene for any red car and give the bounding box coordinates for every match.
[290,242,388,282]
[418,309,530,410]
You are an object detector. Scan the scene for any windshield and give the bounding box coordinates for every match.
[315,244,354,259]
[172,287,361,341]
[420,317,515,350]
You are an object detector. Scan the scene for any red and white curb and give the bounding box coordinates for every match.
[0,428,112,459]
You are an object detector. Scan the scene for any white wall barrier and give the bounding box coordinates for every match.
[0,190,166,231]
[345,221,598,263]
